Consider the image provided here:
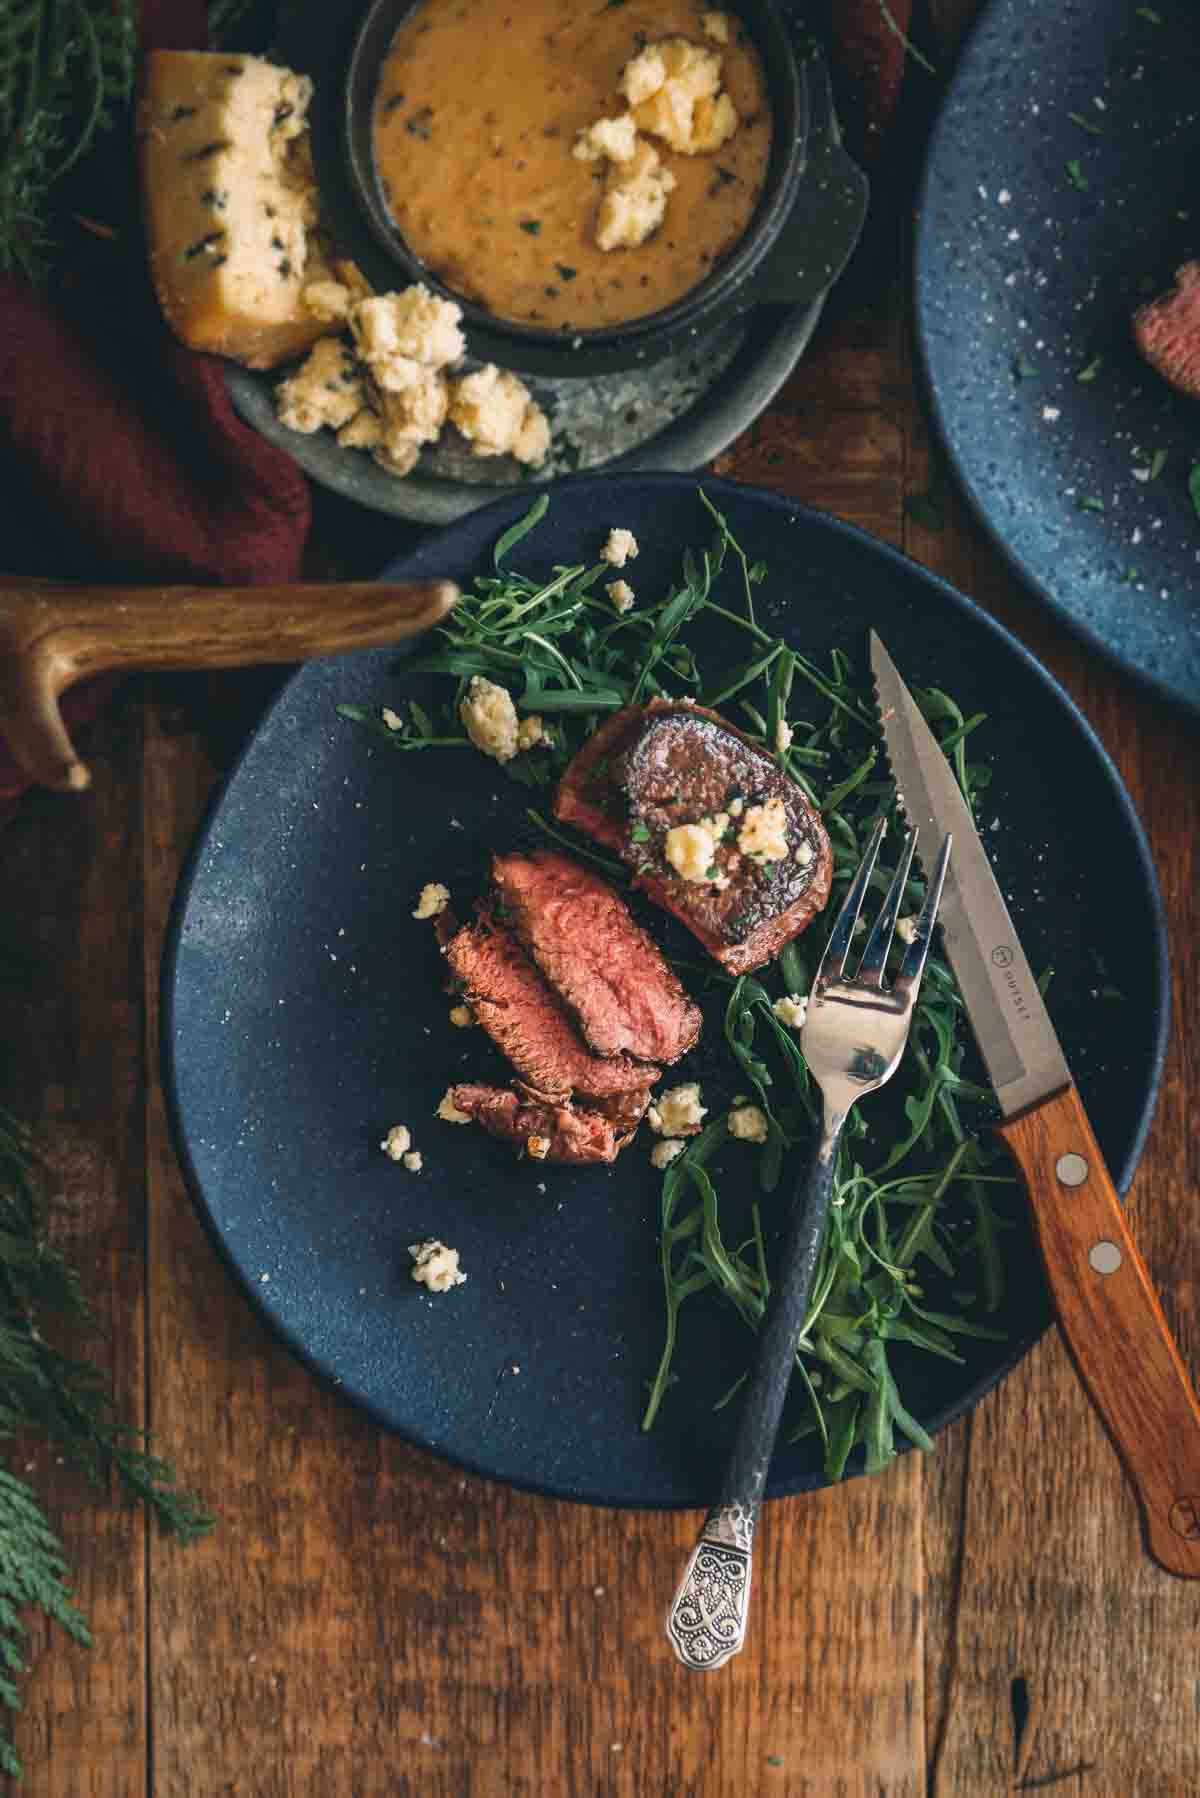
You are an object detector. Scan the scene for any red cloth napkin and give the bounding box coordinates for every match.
[0,0,912,814]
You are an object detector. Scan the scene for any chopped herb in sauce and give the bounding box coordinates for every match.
[555,263,577,281]
[383,92,406,114]
[520,219,542,235]
[406,107,434,139]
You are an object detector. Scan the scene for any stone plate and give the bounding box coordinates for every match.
[227,5,863,525]
[914,0,1200,715]
[161,474,1167,1508]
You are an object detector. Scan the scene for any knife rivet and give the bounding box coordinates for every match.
[1055,1153,1089,1188]
[1088,1240,1122,1276]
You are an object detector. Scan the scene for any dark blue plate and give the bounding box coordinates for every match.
[162,475,1168,1507]
[915,0,1200,715]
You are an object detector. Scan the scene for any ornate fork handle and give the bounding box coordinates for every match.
[667,1105,847,1670]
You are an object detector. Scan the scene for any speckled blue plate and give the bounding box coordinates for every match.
[161,475,1168,1508]
[915,0,1200,715]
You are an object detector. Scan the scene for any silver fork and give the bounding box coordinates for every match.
[665,816,952,1671]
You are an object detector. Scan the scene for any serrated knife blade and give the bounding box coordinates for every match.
[870,631,1070,1116]
[869,629,1200,1581]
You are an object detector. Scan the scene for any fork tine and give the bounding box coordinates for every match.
[894,834,952,999]
[816,815,887,984]
[855,827,919,987]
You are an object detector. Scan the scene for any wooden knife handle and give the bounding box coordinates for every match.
[0,575,458,793]
[997,1083,1200,1578]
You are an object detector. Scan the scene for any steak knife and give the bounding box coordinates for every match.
[871,631,1200,1578]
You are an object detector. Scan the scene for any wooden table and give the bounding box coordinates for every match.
[4,11,1200,1794]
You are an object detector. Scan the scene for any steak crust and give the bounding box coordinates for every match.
[448,1082,639,1164]
[1133,261,1200,400]
[490,849,701,1064]
[554,699,833,975]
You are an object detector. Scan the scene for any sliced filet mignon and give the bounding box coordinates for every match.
[490,849,702,1064]
[443,913,659,1100]
[1133,261,1200,399]
[554,699,833,976]
[447,1082,633,1164]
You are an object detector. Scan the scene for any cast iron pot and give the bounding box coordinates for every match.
[318,0,866,378]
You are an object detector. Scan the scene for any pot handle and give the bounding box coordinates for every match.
[0,575,458,793]
[749,55,869,310]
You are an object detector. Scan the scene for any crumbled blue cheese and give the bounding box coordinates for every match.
[728,1103,769,1143]
[573,115,639,164]
[648,1083,707,1135]
[402,1150,423,1173]
[380,1123,411,1160]
[596,140,676,251]
[650,1137,686,1169]
[412,882,450,920]
[460,675,520,762]
[437,1089,472,1124]
[702,10,731,43]
[301,279,352,323]
[349,286,465,381]
[517,714,551,751]
[606,579,635,614]
[621,37,737,156]
[772,994,807,1030]
[738,797,789,862]
[446,365,550,465]
[601,528,639,566]
[664,820,717,882]
[408,1239,465,1292]
[274,338,368,434]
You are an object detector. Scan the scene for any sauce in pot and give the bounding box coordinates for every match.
[372,0,771,331]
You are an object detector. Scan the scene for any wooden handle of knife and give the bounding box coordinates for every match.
[0,575,458,793]
[997,1083,1200,1578]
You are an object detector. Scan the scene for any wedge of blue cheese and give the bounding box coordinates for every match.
[139,51,336,369]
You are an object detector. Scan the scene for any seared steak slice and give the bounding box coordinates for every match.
[1134,261,1200,399]
[490,849,701,1064]
[448,1083,631,1164]
[555,699,833,976]
[443,913,658,1099]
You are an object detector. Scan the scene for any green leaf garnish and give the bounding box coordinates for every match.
[1065,158,1088,190]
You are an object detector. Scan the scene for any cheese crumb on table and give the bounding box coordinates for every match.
[402,1150,423,1173]
[374,369,450,473]
[437,1089,473,1124]
[449,1004,475,1028]
[573,115,639,164]
[380,1123,411,1160]
[648,1082,707,1136]
[460,675,520,762]
[738,796,789,862]
[606,579,635,614]
[408,1239,466,1293]
[728,1103,769,1143]
[412,882,450,920]
[772,994,808,1030]
[596,141,676,251]
[650,1138,686,1170]
[664,820,718,882]
[446,365,550,465]
[601,528,639,567]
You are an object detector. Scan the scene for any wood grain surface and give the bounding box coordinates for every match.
[3,2,1200,1792]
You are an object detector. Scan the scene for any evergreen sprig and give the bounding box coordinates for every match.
[0,1108,211,1777]
[0,0,136,281]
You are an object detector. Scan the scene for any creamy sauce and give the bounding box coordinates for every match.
[372,0,771,330]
